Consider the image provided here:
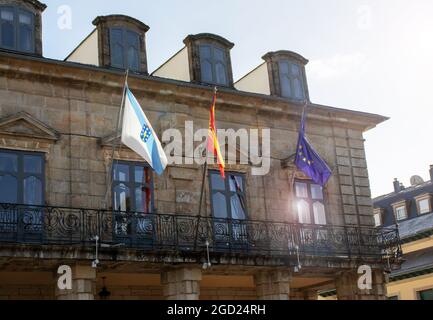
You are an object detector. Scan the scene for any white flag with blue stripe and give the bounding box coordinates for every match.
[121,87,168,175]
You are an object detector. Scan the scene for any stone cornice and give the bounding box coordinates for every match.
[0,50,388,132]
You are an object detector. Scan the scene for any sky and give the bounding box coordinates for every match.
[41,0,433,197]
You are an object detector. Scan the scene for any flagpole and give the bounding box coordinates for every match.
[104,69,129,209]
[194,86,217,251]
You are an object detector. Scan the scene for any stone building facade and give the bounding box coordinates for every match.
[0,0,400,300]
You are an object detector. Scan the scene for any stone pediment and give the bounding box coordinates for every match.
[0,112,60,141]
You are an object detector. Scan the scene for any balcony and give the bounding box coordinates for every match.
[0,203,401,265]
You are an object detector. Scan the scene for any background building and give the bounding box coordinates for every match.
[0,0,400,300]
[374,167,433,300]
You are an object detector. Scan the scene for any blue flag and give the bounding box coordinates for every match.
[295,109,332,186]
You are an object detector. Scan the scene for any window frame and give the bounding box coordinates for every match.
[208,170,248,221]
[198,43,229,86]
[111,160,154,213]
[109,27,141,72]
[278,59,306,101]
[0,5,35,53]
[293,179,328,225]
[373,208,383,227]
[415,194,432,216]
[417,287,433,300]
[0,148,45,205]
[392,201,408,222]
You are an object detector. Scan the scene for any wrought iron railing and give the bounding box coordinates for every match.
[0,203,401,263]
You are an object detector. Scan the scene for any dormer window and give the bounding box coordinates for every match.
[262,51,310,101]
[199,44,229,86]
[0,6,34,53]
[183,33,234,87]
[278,60,305,100]
[392,200,408,222]
[415,194,432,215]
[110,28,140,71]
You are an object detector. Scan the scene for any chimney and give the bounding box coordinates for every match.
[430,165,433,181]
[393,178,401,193]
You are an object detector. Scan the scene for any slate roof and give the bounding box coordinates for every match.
[396,212,433,240]
[390,246,433,280]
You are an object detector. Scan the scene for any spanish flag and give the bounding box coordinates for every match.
[207,92,225,178]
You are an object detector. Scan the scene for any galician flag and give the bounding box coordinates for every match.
[121,87,168,175]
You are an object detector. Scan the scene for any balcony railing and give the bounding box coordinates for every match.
[0,203,401,263]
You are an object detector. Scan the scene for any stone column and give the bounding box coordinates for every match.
[161,267,202,300]
[254,270,291,300]
[335,269,386,300]
[55,265,96,300]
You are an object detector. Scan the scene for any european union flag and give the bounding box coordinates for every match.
[295,109,332,186]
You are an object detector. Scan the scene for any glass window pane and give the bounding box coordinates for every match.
[230,194,246,220]
[24,176,42,206]
[1,10,13,21]
[229,175,244,192]
[419,289,433,300]
[0,175,17,203]
[311,184,323,200]
[199,45,211,59]
[19,25,32,51]
[135,166,149,184]
[211,172,225,191]
[113,164,130,182]
[419,199,430,214]
[214,47,225,61]
[293,78,304,99]
[113,183,130,212]
[280,75,292,98]
[24,155,42,174]
[201,60,213,82]
[135,187,151,213]
[297,199,311,224]
[279,61,290,74]
[396,206,407,221]
[291,63,301,76]
[295,182,308,198]
[126,31,140,71]
[19,12,31,25]
[374,213,381,227]
[215,62,227,85]
[0,153,18,172]
[313,202,326,225]
[127,46,139,71]
[110,29,124,68]
[212,192,228,218]
[1,21,14,48]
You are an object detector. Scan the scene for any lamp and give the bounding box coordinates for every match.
[98,277,111,300]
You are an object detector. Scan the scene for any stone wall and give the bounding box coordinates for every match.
[0,54,380,229]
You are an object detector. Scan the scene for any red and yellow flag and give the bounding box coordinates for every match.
[207,92,225,178]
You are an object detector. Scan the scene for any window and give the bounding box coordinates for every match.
[0,6,34,53]
[294,181,327,225]
[395,205,407,221]
[112,161,153,213]
[279,60,305,100]
[373,208,383,227]
[110,28,140,71]
[418,198,430,215]
[418,288,433,300]
[388,296,399,300]
[199,44,229,86]
[0,149,44,205]
[209,171,247,220]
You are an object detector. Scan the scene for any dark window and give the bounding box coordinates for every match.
[199,44,229,86]
[0,149,44,205]
[388,296,399,300]
[209,171,247,220]
[110,28,140,72]
[112,161,153,213]
[0,6,35,53]
[279,60,305,100]
[294,180,327,225]
[418,288,433,300]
